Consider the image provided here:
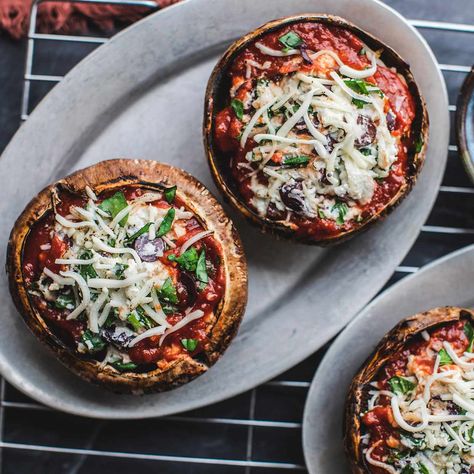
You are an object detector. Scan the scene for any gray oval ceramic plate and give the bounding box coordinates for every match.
[302,245,474,473]
[0,0,448,418]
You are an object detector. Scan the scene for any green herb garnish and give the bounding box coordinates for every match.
[127,307,153,332]
[388,376,416,395]
[415,137,424,153]
[124,223,152,245]
[164,185,177,204]
[103,307,119,328]
[331,201,349,226]
[464,321,474,352]
[278,31,302,50]
[283,155,310,167]
[81,330,106,353]
[352,98,368,109]
[110,361,138,372]
[78,250,98,280]
[157,277,179,305]
[318,209,326,219]
[98,191,128,226]
[418,464,429,474]
[360,148,372,156]
[181,338,198,352]
[231,99,244,120]
[168,247,199,272]
[196,250,208,285]
[439,348,453,365]
[113,263,128,279]
[157,208,175,237]
[401,467,414,474]
[54,293,75,310]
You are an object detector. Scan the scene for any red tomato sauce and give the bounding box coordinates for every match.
[214,21,417,240]
[22,186,225,369]
[361,320,470,468]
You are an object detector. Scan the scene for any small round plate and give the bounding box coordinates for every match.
[456,66,474,183]
[302,245,474,474]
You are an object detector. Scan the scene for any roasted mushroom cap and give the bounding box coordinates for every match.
[6,159,248,394]
[203,14,429,245]
[344,306,474,473]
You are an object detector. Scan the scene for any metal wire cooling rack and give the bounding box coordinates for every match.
[2,0,474,472]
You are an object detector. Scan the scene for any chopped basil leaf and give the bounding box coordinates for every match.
[113,263,128,279]
[464,322,474,352]
[181,338,198,352]
[103,307,119,328]
[231,99,244,120]
[107,238,116,248]
[157,208,175,237]
[54,293,75,310]
[318,209,326,219]
[415,137,424,153]
[439,348,453,365]
[164,185,177,204]
[157,277,179,305]
[278,31,302,49]
[388,375,416,395]
[283,155,310,167]
[124,222,152,245]
[127,307,153,332]
[81,330,106,353]
[98,191,128,226]
[360,148,372,156]
[196,250,208,284]
[110,361,138,372]
[331,201,348,226]
[345,78,370,95]
[352,98,368,109]
[401,466,414,474]
[418,464,429,474]
[78,250,98,280]
[168,247,199,272]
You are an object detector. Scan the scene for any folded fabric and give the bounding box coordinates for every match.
[0,0,179,39]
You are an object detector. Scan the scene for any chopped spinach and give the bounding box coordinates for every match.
[110,361,138,372]
[127,307,153,332]
[78,250,98,280]
[331,201,348,226]
[156,277,178,315]
[98,191,128,226]
[113,263,128,279]
[81,330,106,353]
[181,338,198,352]
[231,99,244,120]
[352,98,368,109]
[438,348,453,365]
[196,250,208,284]
[388,375,416,395]
[283,155,310,167]
[157,208,175,237]
[278,31,302,50]
[464,321,474,352]
[168,247,199,272]
[124,222,152,245]
[415,137,424,153]
[54,293,75,310]
[164,185,177,204]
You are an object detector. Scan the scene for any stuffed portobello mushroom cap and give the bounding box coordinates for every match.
[345,306,474,473]
[6,159,248,394]
[204,14,428,245]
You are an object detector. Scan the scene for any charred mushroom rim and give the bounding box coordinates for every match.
[345,307,474,473]
[204,15,428,245]
[6,159,247,394]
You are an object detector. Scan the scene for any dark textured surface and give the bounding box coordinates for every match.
[0,0,473,472]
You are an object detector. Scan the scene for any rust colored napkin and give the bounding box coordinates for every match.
[0,0,179,39]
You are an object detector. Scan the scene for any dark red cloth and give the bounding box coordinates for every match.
[0,0,179,39]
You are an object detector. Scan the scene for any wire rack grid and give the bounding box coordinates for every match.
[2,0,474,472]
